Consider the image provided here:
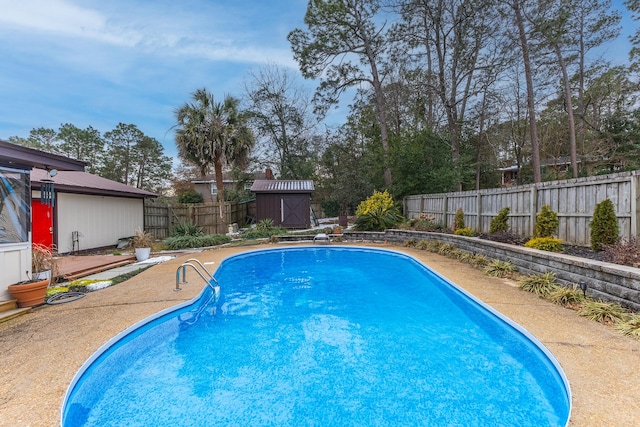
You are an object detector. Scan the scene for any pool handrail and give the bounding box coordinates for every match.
[175,260,219,292]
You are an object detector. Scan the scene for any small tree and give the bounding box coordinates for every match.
[454,208,465,231]
[590,199,619,251]
[490,207,510,233]
[533,204,559,238]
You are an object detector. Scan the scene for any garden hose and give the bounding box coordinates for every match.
[46,292,86,305]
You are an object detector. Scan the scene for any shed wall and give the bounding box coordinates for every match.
[56,193,143,253]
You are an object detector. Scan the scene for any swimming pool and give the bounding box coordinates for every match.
[62,247,571,426]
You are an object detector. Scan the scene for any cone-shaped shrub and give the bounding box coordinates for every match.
[590,199,619,251]
[533,204,559,238]
[490,207,510,233]
[454,208,465,231]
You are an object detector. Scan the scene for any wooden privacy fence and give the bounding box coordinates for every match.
[404,170,640,247]
[144,200,256,239]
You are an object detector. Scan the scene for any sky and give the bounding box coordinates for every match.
[0,0,311,161]
[0,0,636,166]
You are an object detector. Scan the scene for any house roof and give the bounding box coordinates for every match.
[30,169,157,198]
[0,140,86,171]
[192,170,270,184]
[250,180,314,193]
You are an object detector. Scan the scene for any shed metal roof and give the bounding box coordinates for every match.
[250,180,314,193]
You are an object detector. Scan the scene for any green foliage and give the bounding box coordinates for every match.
[524,237,564,252]
[533,204,559,238]
[454,227,475,237]
[412,219,445,232]
[483,259,516,277]
[437,243,457,256]
[241,219,288,239]
[177,190,203,204]
[578,300,628,323]
[454,208,465,231]
[489,207,510,233]
[548,285,586,307]
[615,314,640,338]
[470,254,490,268]
[518,272,558,297]
[321,200,341,217]
[172,221,203,237]
[354,190,404,231]
[590,199,619,251]
[163,234,231,250]
[388,129,458,198]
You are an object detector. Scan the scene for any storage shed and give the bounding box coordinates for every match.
[250,180,314,229]
[30,170,157,253]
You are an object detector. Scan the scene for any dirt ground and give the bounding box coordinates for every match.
[1,243,639,426]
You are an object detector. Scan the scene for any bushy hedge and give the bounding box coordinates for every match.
[524,237,564,252]
[354,190,403,231]
[164,234,231,250]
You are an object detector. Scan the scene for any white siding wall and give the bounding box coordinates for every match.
[56,193,144,253]
[0,242,30,299]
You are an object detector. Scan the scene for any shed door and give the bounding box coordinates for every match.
[281,196,306,228]
[32,200,53,249]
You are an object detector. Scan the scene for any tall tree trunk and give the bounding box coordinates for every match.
[513,0,541,183]
[213,155,226,230]
[554,44,578,178]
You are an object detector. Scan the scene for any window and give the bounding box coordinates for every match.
[0,167,30,244]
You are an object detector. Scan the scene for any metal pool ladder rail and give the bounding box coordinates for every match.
[175,258,219,292]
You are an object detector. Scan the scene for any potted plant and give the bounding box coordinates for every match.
[133,229,154,261]
[8,243,56,307]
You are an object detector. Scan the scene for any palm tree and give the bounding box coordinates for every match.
[174,88,254,225]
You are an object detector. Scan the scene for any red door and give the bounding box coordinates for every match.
[32,200,53,249]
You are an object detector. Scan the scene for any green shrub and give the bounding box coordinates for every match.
[164,234,231,250]
[489,207,510,233]
[321,200,340,217]
[437,243,457,256]
[454,227,475,237]
[177,189,203,204]
[578,300,628,323]
[172,221,203,237]
[413,219,445,232]
[548,285,585,307]
[241,225,287,239]
[354,190,404,231]
[454,208,465,231]
[533,204,559,238]
[471,254,490,268]
[518,272,558,297]
[524,237,564,252]
[615,314,640,338]
[483,259,517,277]
[590,198,619,251]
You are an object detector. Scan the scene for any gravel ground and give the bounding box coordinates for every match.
[1,243,639,426]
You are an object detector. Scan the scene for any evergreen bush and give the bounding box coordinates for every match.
[454,227,475,237]
[454,208,465,231]
[533,204,559,238]
[489,207,510,233]
[590,199,619,251]
[177,189,203,204]
[524,237,564,252]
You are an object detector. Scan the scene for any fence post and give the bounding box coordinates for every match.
[477,193,483,233]
[530,184,538,236]
[443,194,449,228]
[632,173,640,238]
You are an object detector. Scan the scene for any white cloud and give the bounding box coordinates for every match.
[0,0,295,67]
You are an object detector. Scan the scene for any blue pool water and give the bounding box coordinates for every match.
[62,247,570,426]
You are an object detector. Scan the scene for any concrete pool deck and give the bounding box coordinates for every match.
[1,243,639,426]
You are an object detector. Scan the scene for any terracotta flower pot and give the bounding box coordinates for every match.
[8,279,49,308]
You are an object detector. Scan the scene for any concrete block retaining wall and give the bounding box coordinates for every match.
[343,230,640,311]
